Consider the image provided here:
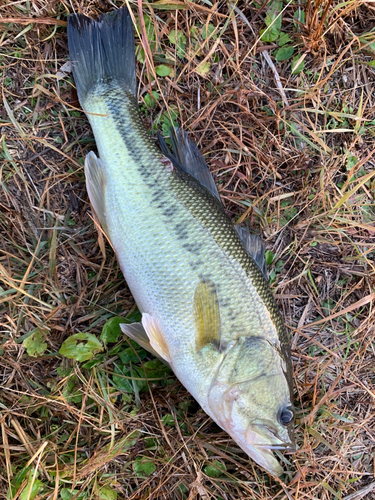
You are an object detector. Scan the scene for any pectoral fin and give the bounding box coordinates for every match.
[85,151,108,234]
[194,279,221,352]
[120,314,171,364]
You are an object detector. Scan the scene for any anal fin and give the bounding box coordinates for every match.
[85,151,108,234]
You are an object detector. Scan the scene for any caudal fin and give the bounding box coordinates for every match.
[67,8,136,104]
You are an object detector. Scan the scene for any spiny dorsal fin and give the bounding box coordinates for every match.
[158,128,221,201]
[194,279,221,352]
[85,151,108,234]
[235,225,268,280]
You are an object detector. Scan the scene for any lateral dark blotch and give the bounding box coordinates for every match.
[174,222,188,240]
[163,207,174,218]
[189,259,203,271]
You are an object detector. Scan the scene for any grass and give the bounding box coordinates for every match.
[0,0,375,499]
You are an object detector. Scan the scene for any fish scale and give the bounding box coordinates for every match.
[87,85,278,384]
[68,7,294,476]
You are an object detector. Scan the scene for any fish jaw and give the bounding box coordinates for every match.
[207,383,294,476]
[242,422,295,476]
[205,339,295,477]
[234,436,285,476]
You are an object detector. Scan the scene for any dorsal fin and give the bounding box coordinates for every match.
[158,128,221,201]
[235,225,268,280]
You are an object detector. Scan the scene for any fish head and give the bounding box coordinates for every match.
[207,336,294,476]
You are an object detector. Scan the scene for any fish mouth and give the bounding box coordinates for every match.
[248,419,295,450]
[240,421,295,475]
[237,440,286,476]
[206,379,295,475]
[254,442,295,451]
[241,434,294,476]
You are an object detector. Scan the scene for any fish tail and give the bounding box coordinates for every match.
[67,7,136,104]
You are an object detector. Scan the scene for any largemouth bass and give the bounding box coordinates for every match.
[68,7,295,476]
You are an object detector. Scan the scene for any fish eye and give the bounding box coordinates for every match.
[279,407,294,426]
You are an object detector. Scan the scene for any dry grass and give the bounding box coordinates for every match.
[1,0,375,499]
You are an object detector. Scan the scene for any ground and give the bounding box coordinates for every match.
[0,0,375,499]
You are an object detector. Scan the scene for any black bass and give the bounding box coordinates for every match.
[68,7,295,476]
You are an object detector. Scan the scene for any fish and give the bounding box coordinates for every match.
[67,7,295,476]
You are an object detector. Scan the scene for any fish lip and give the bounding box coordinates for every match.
[239,441,285,476]
[248,420,295,451]
[236,419,295,475]
[209,416,294,476]
[254,442,296,452]
[243,427,295,474]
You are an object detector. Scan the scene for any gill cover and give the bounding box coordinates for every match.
[207,336,294,476]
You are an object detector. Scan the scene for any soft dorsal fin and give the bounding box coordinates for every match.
[85,151,108,234]
[235,225,268,280]
[158,128,221,201]
[120,314,171,364]
[194,279,221,352]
